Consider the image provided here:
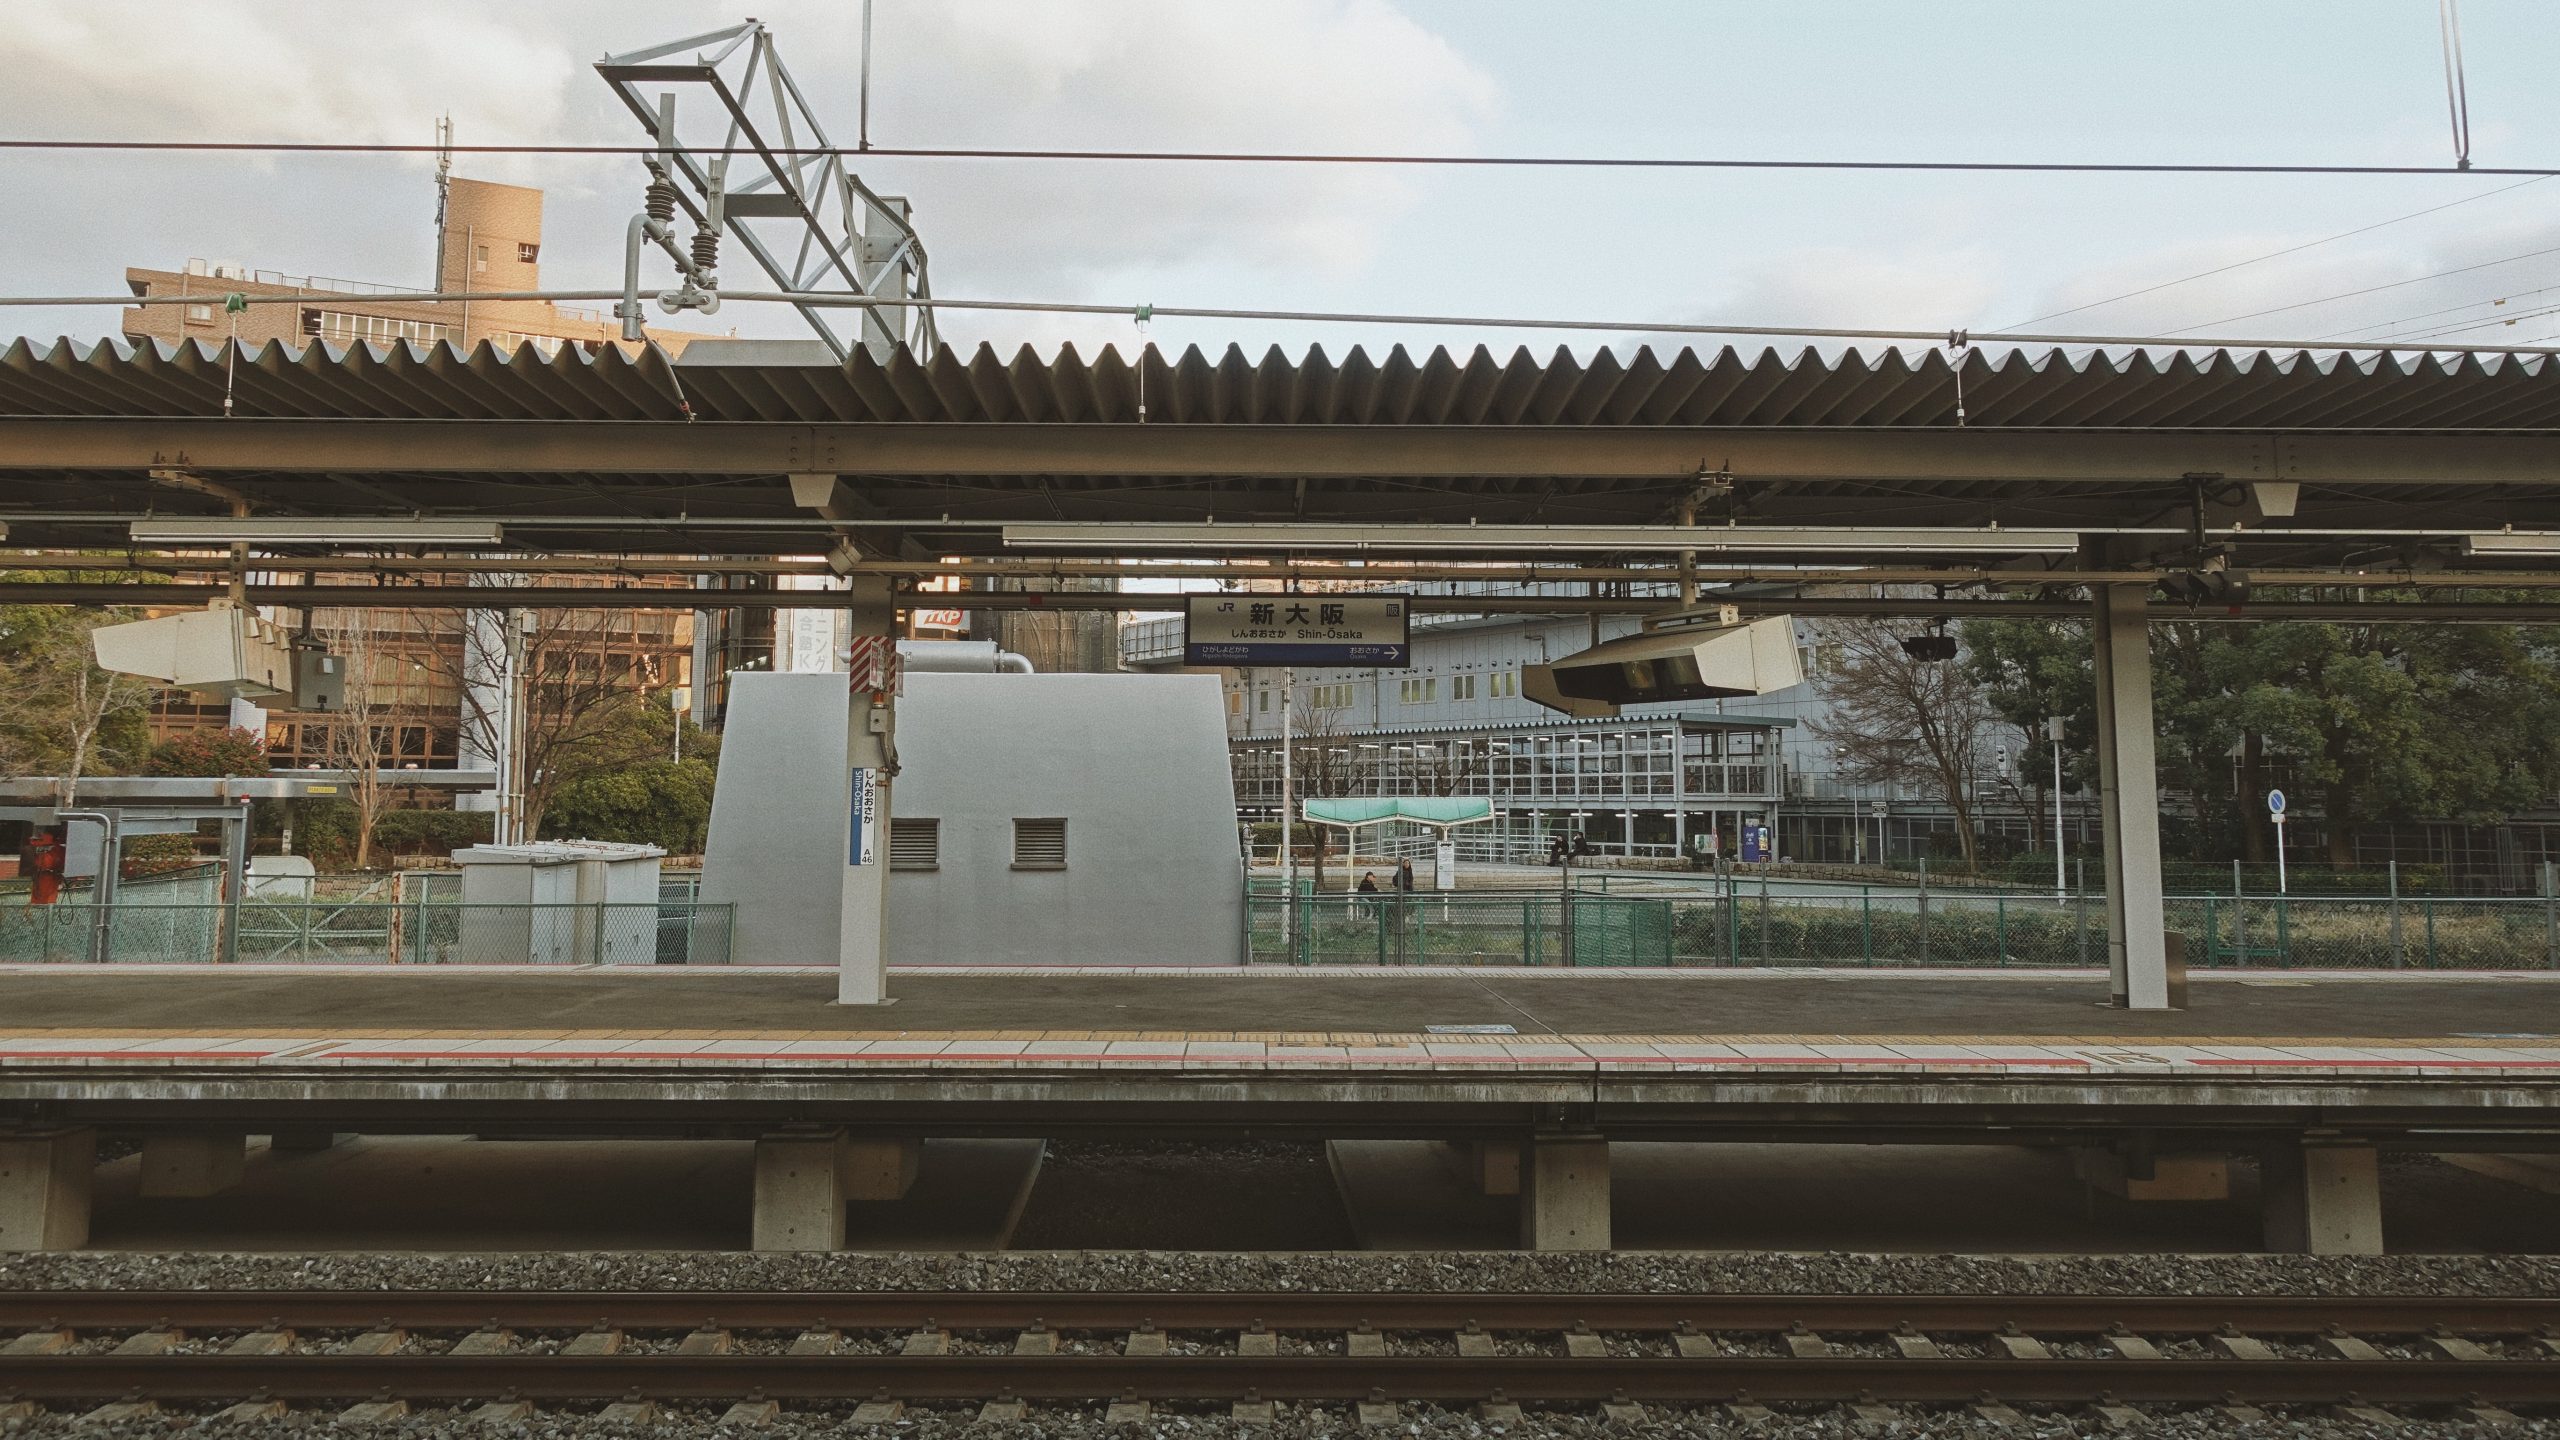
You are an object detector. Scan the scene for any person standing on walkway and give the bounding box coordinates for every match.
[1389,858,1419,960]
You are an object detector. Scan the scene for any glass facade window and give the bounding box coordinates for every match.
[320,311,455,346]
[484,329,566,357]
[1227,719,1785,853]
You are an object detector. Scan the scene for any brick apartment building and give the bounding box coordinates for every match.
[122,177,714,792]
[121,176,719,359]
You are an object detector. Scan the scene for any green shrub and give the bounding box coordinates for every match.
[144,728,268,777]
[372,809,495,857]
[119,832,203,878]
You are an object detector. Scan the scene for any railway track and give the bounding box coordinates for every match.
[4,1291,2556,1427]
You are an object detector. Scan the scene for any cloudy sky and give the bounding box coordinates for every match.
[8,0,2560,362]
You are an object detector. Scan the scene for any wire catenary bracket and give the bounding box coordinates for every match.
[598,20,937,361]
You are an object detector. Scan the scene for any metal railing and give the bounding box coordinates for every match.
[246,268,430,296]
[1247,889,1676,967]
[0,898,734,966]
[1243,884,2560,970]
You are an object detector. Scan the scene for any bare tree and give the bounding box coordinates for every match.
[1402,737,1483,798]
[1809,618,2000,870]
[430,607,674,841]
[0,608,152,804]
[314,612,429,870]
[1286,702,1356,892]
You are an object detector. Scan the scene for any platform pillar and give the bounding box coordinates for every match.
[2092,582,2170,1010]
[1519,1136,1610,1251]
[2438,1153,2560,1195]
[138,1132,246,1198]
[753,1132,846,1251]
[2072,1147,2230,1201]
[0,1129,95,1251]
[2262,1143,2383,1255]
[837,575,897,1006]
[841,1137,922,1200]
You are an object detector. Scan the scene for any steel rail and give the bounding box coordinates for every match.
[5,1354,2556,1407]
[5,1290,2555,1333]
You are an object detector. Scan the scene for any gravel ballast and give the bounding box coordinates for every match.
[7,1252,2552,1437]
[4,1396,2545,1439]
[6,1247,2558,1295]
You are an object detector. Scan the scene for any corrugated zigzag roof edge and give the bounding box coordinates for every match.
[1,335,2556,430]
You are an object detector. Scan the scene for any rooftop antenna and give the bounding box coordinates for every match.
[431,114,454,289]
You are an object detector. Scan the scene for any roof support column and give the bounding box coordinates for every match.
[837,576,897,1006]
[2092,582,2171,1009]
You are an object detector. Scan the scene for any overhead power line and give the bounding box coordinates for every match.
[2389,302,2560,344]
[1996,176,2552,331]
[2315,283,2560,342]
[14,287,2560,358]
[2440,0,2475,170]
[1,136,2558,178]
[2157,242,2560,336]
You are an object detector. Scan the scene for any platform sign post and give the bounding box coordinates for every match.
[1183,594,1411,667]
[2267,788,2288,895]
[837,577,899,1006]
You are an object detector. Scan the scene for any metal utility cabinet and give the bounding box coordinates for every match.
[451,840,665,965]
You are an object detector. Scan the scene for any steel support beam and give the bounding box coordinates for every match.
[16,582,2560,623]
[2093,583,2171,1011]
[5,420,2560,483]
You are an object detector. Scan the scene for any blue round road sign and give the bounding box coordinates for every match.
[2267,788,2287,815]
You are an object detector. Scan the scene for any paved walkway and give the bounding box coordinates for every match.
[1,967,2553,1048]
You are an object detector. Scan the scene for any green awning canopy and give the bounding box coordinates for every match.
[1301,797,1496,829]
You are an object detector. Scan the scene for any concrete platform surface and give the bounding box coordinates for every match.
[2,966,2556,1043]
[1,969,2555,1088]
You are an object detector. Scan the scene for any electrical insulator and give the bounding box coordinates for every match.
[691,228,720,274]
[645,178,678,224]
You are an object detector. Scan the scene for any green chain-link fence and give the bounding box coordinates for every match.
[1245,884,2559,969]
[1246,890,1676,966]
[0,898,735,965]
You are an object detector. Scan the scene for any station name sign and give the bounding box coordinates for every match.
[1183,593,1411,667]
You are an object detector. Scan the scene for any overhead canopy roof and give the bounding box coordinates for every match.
[1,337,2557,565]
[7,334,2559,427]
[1301,797,1497,829]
